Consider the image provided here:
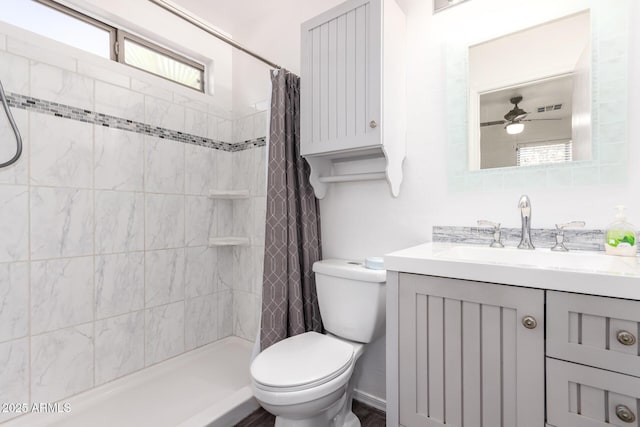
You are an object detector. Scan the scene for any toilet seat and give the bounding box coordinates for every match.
[251,332,354,392]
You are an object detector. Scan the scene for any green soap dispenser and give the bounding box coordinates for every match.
[605,205,637,257]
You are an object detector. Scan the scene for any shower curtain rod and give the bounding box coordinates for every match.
[147,0,282,70]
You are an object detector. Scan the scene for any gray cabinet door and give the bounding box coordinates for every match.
[398,273,544,427]
[300,0,382,156]
[547,358,640,427]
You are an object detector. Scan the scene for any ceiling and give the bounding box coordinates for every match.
[170,0,347,73]
[480,75,574,123]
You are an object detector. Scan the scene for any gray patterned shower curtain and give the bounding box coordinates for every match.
[259,70,323,351]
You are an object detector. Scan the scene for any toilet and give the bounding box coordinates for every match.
[250,259,386,427]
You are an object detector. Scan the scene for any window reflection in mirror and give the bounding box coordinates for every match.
[468,11,590,170]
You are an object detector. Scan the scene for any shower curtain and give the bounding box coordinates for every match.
[259,69,323,351]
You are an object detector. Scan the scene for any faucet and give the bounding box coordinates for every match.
[517,195,535,250]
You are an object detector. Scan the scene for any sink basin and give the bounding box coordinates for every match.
[435,245,640,276]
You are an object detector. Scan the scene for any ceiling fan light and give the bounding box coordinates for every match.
[506,122,525,135]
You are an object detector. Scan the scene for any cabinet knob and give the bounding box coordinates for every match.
[522,316,537,329]
[616,405,636,423]
[617,330,637,346]
[369,120,377,128]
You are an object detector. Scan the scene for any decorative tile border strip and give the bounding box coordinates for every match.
[433,225,605,252]
[7,92,266,152]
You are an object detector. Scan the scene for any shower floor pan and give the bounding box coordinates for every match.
[5,337,258,427]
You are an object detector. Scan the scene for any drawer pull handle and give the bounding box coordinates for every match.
[522,316,537,329]
[369,120,377,129]
[616,405,636,423]
[617,330,637,346]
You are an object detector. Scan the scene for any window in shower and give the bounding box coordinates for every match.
[1,0,205,92]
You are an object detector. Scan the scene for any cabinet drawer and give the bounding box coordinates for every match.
[547,291,640,377]
[547,358,640,427]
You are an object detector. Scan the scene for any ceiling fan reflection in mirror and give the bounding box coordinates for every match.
[480,96,560,135]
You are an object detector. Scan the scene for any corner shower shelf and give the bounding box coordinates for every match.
[209,237,250,247]
[208,189,250,199]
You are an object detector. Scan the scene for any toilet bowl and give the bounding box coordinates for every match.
[250,259,386,427]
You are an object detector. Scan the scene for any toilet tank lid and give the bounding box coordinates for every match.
[313,259,386,283]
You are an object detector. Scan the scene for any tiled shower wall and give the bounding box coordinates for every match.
[0,24,267,422]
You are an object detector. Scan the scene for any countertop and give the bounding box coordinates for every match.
[384,242,640,301]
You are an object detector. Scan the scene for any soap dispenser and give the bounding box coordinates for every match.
[604,205,637,257]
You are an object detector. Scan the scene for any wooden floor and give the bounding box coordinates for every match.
[234,400,385,427]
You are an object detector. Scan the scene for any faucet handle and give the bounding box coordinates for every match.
[552,221,586,252]
[477,220,504,248]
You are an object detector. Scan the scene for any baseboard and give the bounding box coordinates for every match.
[353,389,386,412]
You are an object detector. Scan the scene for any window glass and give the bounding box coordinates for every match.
[123,37,203,91]
[2,0,112,59]
[517,141,573,167]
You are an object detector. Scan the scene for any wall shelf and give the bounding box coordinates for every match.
[208,189,250,199]
[209,237,250,247]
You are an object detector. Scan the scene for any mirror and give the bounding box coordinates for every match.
[444,1,630,191]
[469,11,590,170]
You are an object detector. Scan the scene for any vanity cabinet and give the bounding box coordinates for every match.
[300,0,406,198]
[398,273,545,427]
[546,291,640,427]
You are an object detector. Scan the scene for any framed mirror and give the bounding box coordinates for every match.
[444,1,630,191]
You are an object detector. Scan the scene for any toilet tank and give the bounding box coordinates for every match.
[313,259,386,343]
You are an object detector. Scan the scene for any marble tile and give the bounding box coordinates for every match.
[0,108,28,186]
[94,126,144,191]
[185,108,208,138]
[145,194,185,250]
[185,196,215,247]
[31,257,93,335]
[253,246,265,298]
[232,149,253,192]
[145,248,185,308]
[234,115,254,143]
[217,199,233,237]
[0,185,28,263]
[145,136,185,194]
[218,290,233,339]
[0,339,28,423]
[233,291,259,341]
[30,62,94,111]
[0,51,29,95]
[207,114,218,140]
[30,113,93,188]
[253,147,267,196]
[217,118,232,144]
[95,191,144,254]
[145,302,184,366]
[131,79,172,102]
[253,197,267,245]
[216,247,233,293]
[0,263,28,342]
[145,96,185,132]
[217,150,233,190]
[95,311,144,385]
[95,81,144,122]
[30,187,93,259]
[253,111,268,140]
[8,36,76,71]
[31,324,94,403]
[185,294,218,350]
[185,246,217,299]
[233,246,255,293]
[185,144,217,196]
[173,93,208,113]
[77,61,130,88]
[232,198,252,237]
[95,252,144,320]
